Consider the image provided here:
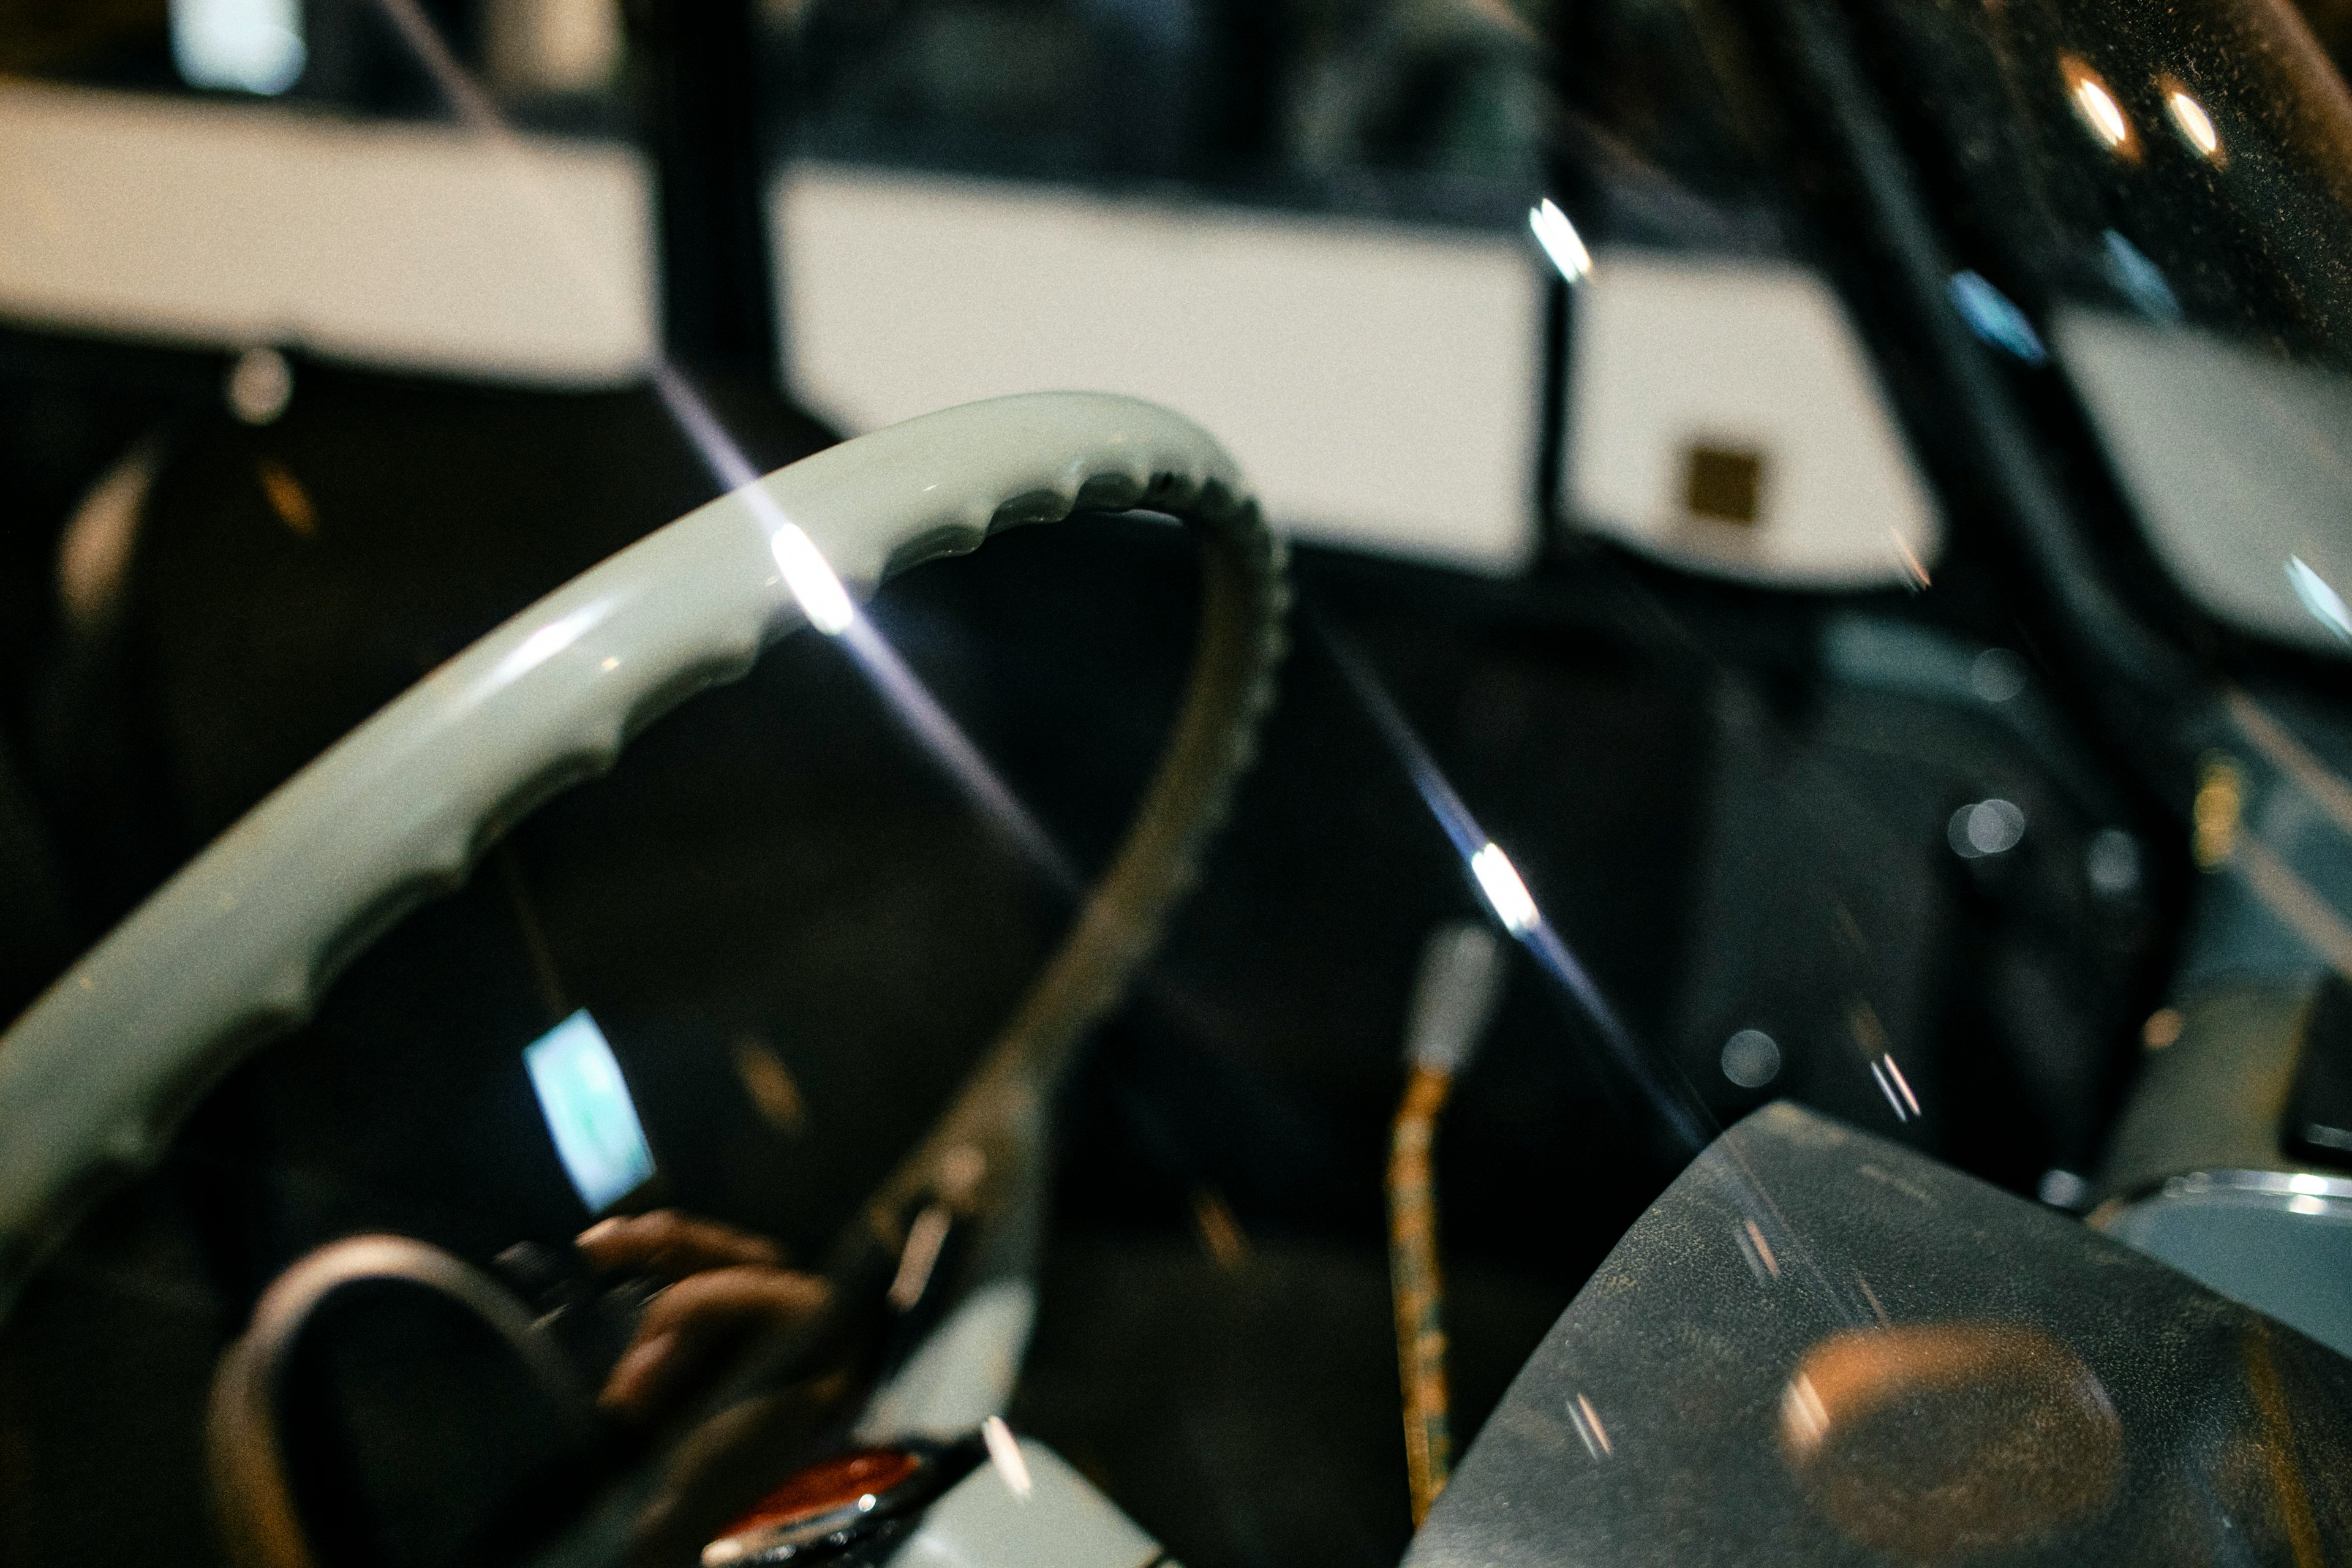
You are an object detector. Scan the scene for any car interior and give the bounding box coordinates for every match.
[1,0,2349,1564]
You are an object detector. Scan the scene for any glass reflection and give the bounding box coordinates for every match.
[1779,1323,2123,1559]
[523,1009,655,1214]
[1529,198,1594,284]
[2163,83,2223,160]
[2287,556,2352,644]
[2060,53,2136,154]
[1948,272,2048,364]
[10,0,2352,1557]
[170,0,305,95]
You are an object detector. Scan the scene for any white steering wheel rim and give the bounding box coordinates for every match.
[0,391,1288,1319]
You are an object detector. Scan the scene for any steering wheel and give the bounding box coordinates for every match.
[0,393,1287,1392]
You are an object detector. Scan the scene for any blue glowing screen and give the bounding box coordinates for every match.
[524,1009,655,1213]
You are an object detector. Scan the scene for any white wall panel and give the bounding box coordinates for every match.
[777,165,1543,570]
[0,81,654,385]
[1566,251,1939,590]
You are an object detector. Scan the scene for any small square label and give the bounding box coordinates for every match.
[1685,444,1765,526]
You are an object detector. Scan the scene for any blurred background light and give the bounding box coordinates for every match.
[2100,230,2182,320]
[2165,86,2222,160]
[1950,271,2047,364]
[2288,556,2352,642]
[2086,827,2143,895]
[2060,54,2134,154]
[1948,798,2027,859]
[484,0,623,98]
[522,1009,655,1213]
[1969,647,2028,703]
[170,0,306,96]
[225,346,292,425]
[1720,1028,1781,1088]
[1528,198,1591,284]
[1470,842,1539,935]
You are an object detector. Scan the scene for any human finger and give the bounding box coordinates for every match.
[576,1210,786,1280]
[600,1266,829,1421]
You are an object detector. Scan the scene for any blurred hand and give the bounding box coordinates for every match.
[578,1211,828,1423]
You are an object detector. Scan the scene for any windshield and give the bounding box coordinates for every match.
[0,2,2348,1568]
[1855,0,2352,659]
[1865,0,2352,360]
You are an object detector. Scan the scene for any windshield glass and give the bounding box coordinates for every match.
[1860,0,2352,656]
[1,2,2349,1567]
[1867,0,2352,358]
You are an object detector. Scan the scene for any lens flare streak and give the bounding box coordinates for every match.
[982,1416,1033,1500]
[1469,843,1540,935]
[1869,1054,1920,1123]
[839,617,1078,887]
[1529,198,1594,284]
[659,360,1073,882]
[1880,1054,1921,1117]
[1569,1393,1613,1459]
[382,0,1081,894]
[1313,616,1888,1341]
[2060,55,2135,155]
[2288,556,2352,644]
[2165,87,2222,159]
[767,524,856,635]
[1316,616,1706,1151]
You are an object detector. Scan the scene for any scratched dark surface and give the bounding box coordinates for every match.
[1412,1102,2352,1568]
